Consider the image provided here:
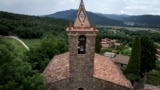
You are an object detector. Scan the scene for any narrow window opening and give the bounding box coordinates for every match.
[78,35,86,54]
[79,88,83,90]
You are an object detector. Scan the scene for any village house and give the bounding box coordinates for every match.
[101,38,121,49]
[104,52,129,71]
[111,54,129,71]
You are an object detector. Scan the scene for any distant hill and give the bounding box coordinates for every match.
[45,9,123,26]
[101,14,160,27]
[124,15,160,26]
[97,13,130,21]
[0,11,69,38]
[45,9,160,27]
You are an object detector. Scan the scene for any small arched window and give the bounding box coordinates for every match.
[78,35,86,54]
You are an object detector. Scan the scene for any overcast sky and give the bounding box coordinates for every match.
[0,0,160,15]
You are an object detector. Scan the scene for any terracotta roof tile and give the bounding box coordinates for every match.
[94,53,132,88]
[43,52,69,84]
[43,52,132,88]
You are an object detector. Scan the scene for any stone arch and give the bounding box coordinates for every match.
[78,35,86,54]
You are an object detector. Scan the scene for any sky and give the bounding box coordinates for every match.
[0,0,160,16]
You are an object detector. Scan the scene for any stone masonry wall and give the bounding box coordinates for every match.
[67,31,96,90]
[46,78,133,90]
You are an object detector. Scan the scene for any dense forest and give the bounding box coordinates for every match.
[0,11,70,89]
[0,11,160,89]
[0,11,69,38]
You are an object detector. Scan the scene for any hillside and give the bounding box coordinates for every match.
[101,14,160,27]
[0,11,69,38]
[124,15,160,26]
[45,9,160,27]
[45,9,123,26]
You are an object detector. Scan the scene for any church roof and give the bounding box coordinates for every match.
[43,52,132,88]
[43,52,69,84]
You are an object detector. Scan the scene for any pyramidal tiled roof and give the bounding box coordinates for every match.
[43,52,132,88]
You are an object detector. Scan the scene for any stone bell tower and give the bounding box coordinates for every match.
[67,0,98,89]
[44,0,133,90]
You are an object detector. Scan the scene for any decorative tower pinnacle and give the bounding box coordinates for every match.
[73,0,90,28]
[80,0,84,5]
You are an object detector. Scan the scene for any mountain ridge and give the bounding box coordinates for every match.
[45,9,160,27]
[45,9,123,26]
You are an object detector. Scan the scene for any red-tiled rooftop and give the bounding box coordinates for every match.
[94,54,132,88]
[43,52,132,88]
[43,52,70,84]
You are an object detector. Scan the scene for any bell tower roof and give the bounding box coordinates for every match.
[74,0,90,28]
[80,0,84,5]
[67,0,97,31]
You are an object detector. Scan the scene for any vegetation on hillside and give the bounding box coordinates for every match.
[0,11,69,89]
[0,11,160,88]
[24,34,68,72]
[0,11,69,38]
[0,37,44,90]
[98,27,160,44]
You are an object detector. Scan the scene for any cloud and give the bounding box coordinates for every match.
[70,0,75,3]
[57,1,65,5]
[0,0,160,15]
[122,0,160,15]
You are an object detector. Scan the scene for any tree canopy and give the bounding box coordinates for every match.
[124,37,141,82]
[0,37,44,90]
[24,34,68,72]
[124,36,157,87]
[140,36,157,77]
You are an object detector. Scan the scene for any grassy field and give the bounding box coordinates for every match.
[98,26,160,33]
[3,37,41,55]
[22,39,41,48]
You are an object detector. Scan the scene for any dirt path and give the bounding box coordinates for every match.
[6,36,30,50]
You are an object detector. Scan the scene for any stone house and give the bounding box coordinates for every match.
[101,38,121,49]
[104,53,129,71]
[43,0,133,90]
[111,55,129,71]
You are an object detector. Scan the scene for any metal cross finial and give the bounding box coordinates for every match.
[80,0,84,5]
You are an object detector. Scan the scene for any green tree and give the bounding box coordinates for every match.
[0,37,44,90]
[134,37,157,89]
[95,35,102,53]
[124,37,141,83]
[124,36,157,89]
[0,24,9,35]
[25,34,68,72]
[140,36,157,76]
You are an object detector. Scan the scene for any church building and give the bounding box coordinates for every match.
[43,0,133,90]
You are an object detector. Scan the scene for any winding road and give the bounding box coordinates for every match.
[5,36,30,50]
